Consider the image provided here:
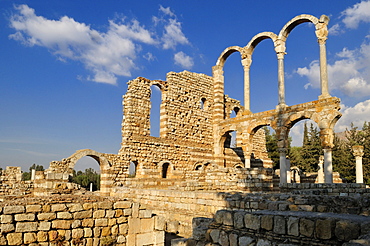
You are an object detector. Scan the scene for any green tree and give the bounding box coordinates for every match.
[332,134,354,182]
[22,164,44,181]
[264,127,279,169]
[71,168,100,191]
[298,123,322,172]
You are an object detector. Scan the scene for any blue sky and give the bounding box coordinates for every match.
[1,0,370,171]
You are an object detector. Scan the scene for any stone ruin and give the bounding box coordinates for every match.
[1,14,370,246]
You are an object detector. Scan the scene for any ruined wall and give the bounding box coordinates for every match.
[0,195,165,246]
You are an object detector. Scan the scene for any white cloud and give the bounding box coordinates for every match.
[341,0,370,29]
[335,100,370,132]
[296,42,370,97]
[9,5,158,85]
[159,5,175,17]
[162,19,189,49]
[328,23,343,36]
[143,52,155,61]
[174,51,193,69]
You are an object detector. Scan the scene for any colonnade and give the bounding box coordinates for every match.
[213,14,340,184]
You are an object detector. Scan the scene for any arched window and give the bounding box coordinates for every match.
[200,98,207,110]
[162,163,170,178]
[129,161,138,177]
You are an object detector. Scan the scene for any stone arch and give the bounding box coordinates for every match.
[278,14,319,41]
[245,31,278,54]
[215,46,244,68]
[63,149,111,195]
[158,161,174,178]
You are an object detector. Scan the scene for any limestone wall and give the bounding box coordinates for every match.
[0,195,165,246]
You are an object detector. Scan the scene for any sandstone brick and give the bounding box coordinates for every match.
[154,216,166,231]
[83,203,93,210]
[115,209,123,217]
[82,219,94,227]
[51,204,67,212]
[300,218,315,237]
[15,222,38,232]
[96,201,113,209]
[139,209,151,218]
[93,210,105,218]
[38,221,51,231]
[26,205,41,213]
[117,216,128,224]
[57,212,72,219]
[1,215,13,224]
[95,218,108,227]
[111,225,118,235]
[101,227,111,237]
[6,233,23,245]
[106,210,116,218]
[72,220,81,228]
[37,212,56,220]
[93,227,101,237]
[74,210,92,219]
[24,233,36,244]
[84,228,93,238]
[1,224,15,233]
[37,231,48,242]
[72,228,84,239]
[48,231,58,241]
[108,218,117,226]
[123,208,132,216]
[68,203,83,212]
[119,224,128,235]
[114,201,131,209]
[52,220,72,229]
[14,213,35,221]
[3,206,25,214]
[140,218,154,233]
[42,204,50,213]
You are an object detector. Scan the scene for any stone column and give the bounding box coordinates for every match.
[315,19,330,99]
[320,128,334,183]
[317,156,324,183]
[241,56,252,112]
[31,169,36,181]
[275,40,287,108]
[352,145,364,183]
[286,157,291,183]
[278,148,288,184]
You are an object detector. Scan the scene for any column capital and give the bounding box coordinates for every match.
[320,128,334,149]
[352,145,364,158]
[277,147,287,154]
[241,57,252,68]
[315,22,328,45]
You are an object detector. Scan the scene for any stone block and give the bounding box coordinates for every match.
[74,210,92,219]
[93,227,101,237]
[124,208,132,216]
[52,220,72,229]
[1,224,15,233]
[234,211,245,229]
[167,220,179,234]
[38,221,51,231]
[24,233,36,244]
[316,218,334,240]
[96,201,113,210]
[83,203,93,210]
[51,204,67,212]
[1,215,13,224]
[245,213,260,230]
[93,210,105,218]
[15,222,38,232]
[114,201,132,209]
[261,215,273,231]
[4,206,25,214]
[155,216,166,231]
[26,205,41,213]
[287,217,299,236]
[14,213,35,222]
[139,209,152,218]
[299,218,315,237]
[101,227,111,237]
[6,233,23,245]
[95,218,108,227]
[119,224,128,235]
[108,218,117,226]
[223,211,233,226]
[84,228,93,238]
[37,231,48,242]
[37,212,56,220]
[273,216,286,235]
[132,203,140,218]
[72,228,84,239]
[48,231,58,241]
[239,236,255,246]
[128,217,140,234]
[68,203,83,212]
[57,212,72,219]
[335,220,360,241]
[82,219,94,227]
[106,210,116,218]
[219,231,229,246]
[111,224,119,235]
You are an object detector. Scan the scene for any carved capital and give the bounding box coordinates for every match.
[274,39,286,59]
[315,22,328,45]
[277,147,287,154]
[352,145,364,158]
[320,128,334,149]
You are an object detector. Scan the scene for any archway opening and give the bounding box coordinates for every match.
[289,119,322,173]
[224,52,244,107]
[129,161,138,178]
[200,98,207,110]
[249,40,277,112]
[284,22,320,105]
[262,126,278,169]
[150,84,162,137]
[162,163,170,178]
[73,156,101,191]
